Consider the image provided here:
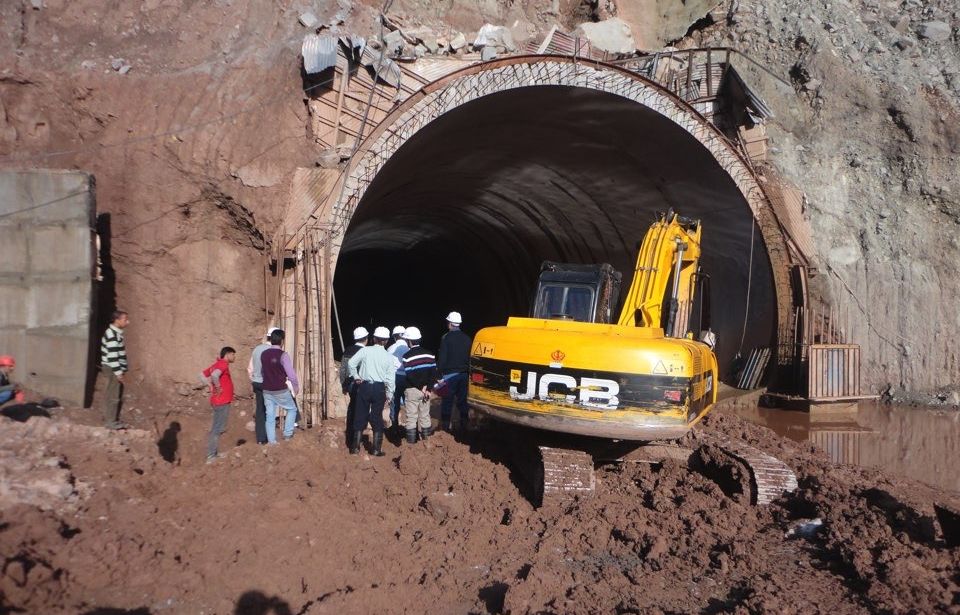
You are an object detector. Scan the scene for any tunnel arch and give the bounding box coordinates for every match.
[320,56,796,380]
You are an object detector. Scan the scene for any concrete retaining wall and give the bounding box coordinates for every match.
[0,170,95,405]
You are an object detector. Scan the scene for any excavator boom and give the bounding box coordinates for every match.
[616,213,703,336]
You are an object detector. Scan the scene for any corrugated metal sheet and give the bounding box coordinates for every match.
[726,65,774,120]
[763,170,817,263]
[808,344,862,401]
[527,25,600,59]
[360,46,402,88]
[340,35,365,55]
[302,34,339,74]
[283,167,341,233]
[406,57,480,83]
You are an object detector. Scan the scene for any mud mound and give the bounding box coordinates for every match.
[501,413,958,614]
[0,405,957,613]
[0,505,74,613]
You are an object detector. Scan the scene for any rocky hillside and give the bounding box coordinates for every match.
[693,0,960,401]
[1,0,958,401]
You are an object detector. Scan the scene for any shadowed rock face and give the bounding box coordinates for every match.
[335,86,776,374]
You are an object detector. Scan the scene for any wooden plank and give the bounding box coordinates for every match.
[331,67,350,147]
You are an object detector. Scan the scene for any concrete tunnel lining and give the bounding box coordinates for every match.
[333,83,776,377]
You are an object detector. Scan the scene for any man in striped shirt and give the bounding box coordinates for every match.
[100,310,130,429]
[400,327,438,444]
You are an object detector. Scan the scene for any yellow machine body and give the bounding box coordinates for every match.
[468,213,719,441]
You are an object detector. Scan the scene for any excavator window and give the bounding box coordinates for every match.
[534,284,595,322]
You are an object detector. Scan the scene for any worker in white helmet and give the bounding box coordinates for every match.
[347,326,398,456]
[386,324,409,433]
[399,327,438,444]
[438,311,472,432]
[339,326,369,446]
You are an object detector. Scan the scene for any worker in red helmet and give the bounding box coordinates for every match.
[0,356,23,405]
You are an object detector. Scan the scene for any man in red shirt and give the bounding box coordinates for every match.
[200,346,236,463]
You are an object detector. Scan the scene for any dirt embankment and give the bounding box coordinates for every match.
[0,0,331,393]
[0,0,566,397]
[1,394,956,614]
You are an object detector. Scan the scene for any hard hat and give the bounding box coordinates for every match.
[446,311,462,325]
[265,326,280,339]
[353,326,370,340]
[0,355,14,368]
[392,325,406,336]
[373,326,391,339]
[403,326,422,341]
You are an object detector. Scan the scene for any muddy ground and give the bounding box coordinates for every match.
[1,389,958,614]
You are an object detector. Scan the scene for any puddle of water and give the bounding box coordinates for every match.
[723,401,960,494]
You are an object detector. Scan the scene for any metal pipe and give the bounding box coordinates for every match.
[665,237,685,337]
[331,284,345,354]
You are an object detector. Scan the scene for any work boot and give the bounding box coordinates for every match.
[420,427,432,442]
[372,431,386,457]
[405,429,417,444]
[348,431,362,455]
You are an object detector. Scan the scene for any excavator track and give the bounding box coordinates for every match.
[536,446,596,504]
[699,435,799,505]
[525,436,796,507]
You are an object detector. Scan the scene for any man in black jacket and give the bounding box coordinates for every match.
[438,311,471,432]
[339,326,368,445]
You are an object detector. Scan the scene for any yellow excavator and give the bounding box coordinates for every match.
[468,212,796,505]
[469,211,718,441]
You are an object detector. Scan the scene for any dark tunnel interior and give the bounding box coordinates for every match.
[332,85,776,379]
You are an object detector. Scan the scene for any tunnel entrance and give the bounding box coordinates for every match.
[333,85,776,376]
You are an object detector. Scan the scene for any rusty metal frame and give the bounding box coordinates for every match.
[807,343,872,402]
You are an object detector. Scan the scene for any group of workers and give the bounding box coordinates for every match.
[87,307,473,463]
[95,309,304,463]
[340,311,472,457]
[201,326,302,462]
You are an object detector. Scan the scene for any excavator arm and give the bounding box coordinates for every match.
[616,211,703,337]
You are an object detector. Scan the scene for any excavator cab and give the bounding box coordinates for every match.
[531,262,622,324]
